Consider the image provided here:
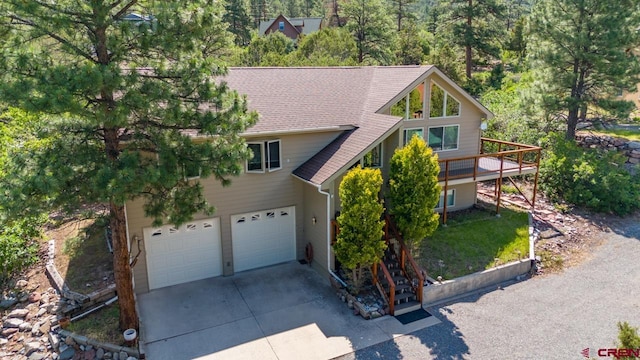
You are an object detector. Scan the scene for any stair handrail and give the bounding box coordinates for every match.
[372,260,395,315]
[384,214,424,304]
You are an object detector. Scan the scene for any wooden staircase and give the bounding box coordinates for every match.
[379,246,421,316]
[372,214,425,316]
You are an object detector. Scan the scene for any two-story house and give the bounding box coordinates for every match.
[124,66,540,295]
[258,15,322,41]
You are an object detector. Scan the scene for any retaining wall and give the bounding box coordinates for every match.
[422,212,535,306]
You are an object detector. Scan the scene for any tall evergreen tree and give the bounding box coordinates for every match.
[438,0,506,79]
[529,0,640,140]
[342,0,397,65]
[388,0,417,31]
[224,0,253,46]
[334,167,386,292]
[388,135,440,256]
[0,1,257,331]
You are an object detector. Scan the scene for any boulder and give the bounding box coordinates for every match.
[25,341,41,356]
[8,308,30,318]
[3,318,24,328]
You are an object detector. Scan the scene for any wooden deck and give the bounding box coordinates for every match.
[438,138,542,223]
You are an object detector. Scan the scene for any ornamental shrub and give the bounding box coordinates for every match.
[539,135,640,215]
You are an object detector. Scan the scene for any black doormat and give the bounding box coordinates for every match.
[298,259,308,265]
[395,309,432,325]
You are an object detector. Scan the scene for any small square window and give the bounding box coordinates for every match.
[404,128,424,145]
[278,21,285,31]
[436,189,455,209]
[363,143,382,168]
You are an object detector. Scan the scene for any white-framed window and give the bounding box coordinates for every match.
[429,82,461,118]
[267,140,282,171]
[247,142,264,173]
[278,21,285,31]
[404,127,424,145]
[363,143,383,168]
[246,140,282,173]
[428,125,459,151]
[390,81,426,120]
[436,189,455,209]
[184,162,202,180]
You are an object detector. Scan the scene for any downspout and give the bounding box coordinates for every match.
[318,185,347,288]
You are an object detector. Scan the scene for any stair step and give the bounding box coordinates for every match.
[392,276,407,284]
[394,301,422,316]
[394,284,412,292]
[394,292,416,303]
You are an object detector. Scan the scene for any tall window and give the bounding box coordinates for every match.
[430,82,460,118]
[363,143,382,168]
[436,189,455,209]
[428,125,459,151]
[247,140,282,173]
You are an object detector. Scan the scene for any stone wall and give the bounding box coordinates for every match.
[575,132,640,165]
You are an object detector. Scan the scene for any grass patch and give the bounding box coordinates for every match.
[67,304,123,345]
[590,128,640,141]
[537,249,564,272]
[419,205,529,280]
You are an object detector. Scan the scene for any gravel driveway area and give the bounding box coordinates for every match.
[336,216,640,360]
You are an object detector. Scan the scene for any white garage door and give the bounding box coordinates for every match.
[144,218,222,290]
[231,206,296,272]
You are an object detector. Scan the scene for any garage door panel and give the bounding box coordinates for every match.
[144,217,222,290]
[231,206,296,273]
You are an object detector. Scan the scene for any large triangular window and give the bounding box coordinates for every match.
[429,82,460,118]
[390,82,425,120]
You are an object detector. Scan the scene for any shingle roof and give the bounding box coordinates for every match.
[258,16,323,35]
[223,66,434,134]
[221,66,440,186]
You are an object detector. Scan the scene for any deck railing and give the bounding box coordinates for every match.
[437,138,541,183]
[438,137,542,224]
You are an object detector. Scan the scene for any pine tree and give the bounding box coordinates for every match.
[0,1,257,331]
[224,0,253,46]
[342,0,397,65]
[388,135,441,256]
[334,167,386,292]
[388,0,417,31]
[438,0,506,79]
[529,0,640,140]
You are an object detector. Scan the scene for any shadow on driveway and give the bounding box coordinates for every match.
[138,261,440,360]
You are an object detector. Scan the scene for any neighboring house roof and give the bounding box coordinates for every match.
[222,66,493,187]
[258,15,322,36]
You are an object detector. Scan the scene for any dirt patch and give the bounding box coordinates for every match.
[46,209,114,294]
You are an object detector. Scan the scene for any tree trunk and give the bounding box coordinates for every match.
[465,0,473,79]
[110,202,139,331]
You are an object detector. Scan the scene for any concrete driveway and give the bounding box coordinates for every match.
[137,261,439,360]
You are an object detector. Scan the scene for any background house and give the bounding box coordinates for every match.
[258,14,322,40]
[124,66,538,294]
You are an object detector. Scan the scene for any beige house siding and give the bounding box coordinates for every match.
[126,131,341,294]
[437,182,477,212]
[302,184,330,275]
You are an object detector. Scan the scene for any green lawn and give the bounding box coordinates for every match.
[591,128,640,141]
[419,206,529,280]
[67,304,123,345]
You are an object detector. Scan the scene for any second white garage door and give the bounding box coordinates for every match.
[231,206,296,272]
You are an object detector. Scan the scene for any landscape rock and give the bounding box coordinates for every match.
[19,322,33,332]
[8,308,30,318]
[0,297,18,309]
[64,336,76,346]
[84,348,96,360]
[25,341,42,356]
[3,317,25,328]
[120,351,128,360]
[28,292,42,303]
[16,279,29,288]
[126,357,137,360]
[1,327,19,337]
[28,353,46,360]
[96,348,105,359]
[58,345,75,360]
